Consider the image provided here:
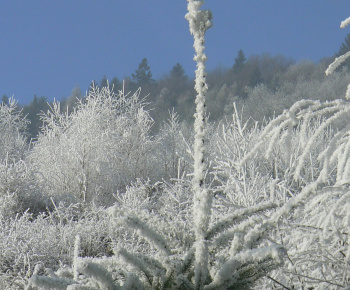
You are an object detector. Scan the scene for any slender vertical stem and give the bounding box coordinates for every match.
[185,1,213,288]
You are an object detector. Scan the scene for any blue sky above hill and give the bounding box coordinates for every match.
[0,1,349,104]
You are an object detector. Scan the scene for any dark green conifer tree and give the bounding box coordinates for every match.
[336,33,350,70]
[232,49,246,72]
[132,58,154,86]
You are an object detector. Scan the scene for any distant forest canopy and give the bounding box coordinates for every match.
[3,33,350,139]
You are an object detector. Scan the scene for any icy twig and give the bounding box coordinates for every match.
[325,51,350,76]
[340,16,350,29]
[121,214,171,255]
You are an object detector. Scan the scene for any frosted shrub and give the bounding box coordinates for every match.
[30,85,156,204]
[155,110,193,181]
[232,93,350,286]
[27,178,283,289]
[0,97,45,217]
[0,97,29,162]
[212,108,336,225]
[212,106,272,207]
[241,15,350,288]
[0,157,44,217]
[267,186,350,289]
[1,203,111,289]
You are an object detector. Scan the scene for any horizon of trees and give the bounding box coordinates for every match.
[2,32,350,140]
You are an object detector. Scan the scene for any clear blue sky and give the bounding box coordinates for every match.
[0,1,349,104]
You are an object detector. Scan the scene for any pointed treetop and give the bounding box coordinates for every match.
[232,49,246,72]
[170,63,188,80]
[1,95,8,106]
[132,58,154,86]
[338,33,350,57]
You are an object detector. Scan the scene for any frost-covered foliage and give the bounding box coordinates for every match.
[241,64,350,122]
[212,105,275,207]
[234,99,350,288]
[0,97,28,162]
[236,16,350,288]
[0,203,111,289]
[29,85,156,203]
[0,157,44,217]
[0,98,42,217]
[154,110,193,182]
[25,178,284,289]
[185,1,213,287]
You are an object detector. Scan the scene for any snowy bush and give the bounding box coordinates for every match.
[0,97,29,162]
[25,178,284,289]
[0,98,43,217]
[154,110,193,182]
[0,157,44,218]
[29,85,156,204]
[240,19,350,285]
[211,105,269,207]
[0,203,111,289]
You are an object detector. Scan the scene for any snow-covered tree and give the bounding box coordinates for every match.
[0,97,28,162]
[0,98,43,217]
[29,85,156,204]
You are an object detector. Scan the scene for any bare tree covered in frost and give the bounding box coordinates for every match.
[0,97,28,162]
[0,98,44,217]
[29,85,156,204]
[154,110,193,182]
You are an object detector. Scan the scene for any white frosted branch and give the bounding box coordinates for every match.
[325,51,350,76]
[67,284,96,289]
[122,273,144,290]
[118,248,154,286]
[294,105,350,180]
[240,99,316,166]
[205,245,285,289]
[340,16,350,28]
[345,83,350,100]
[212,215,265,249]
[317,124,350,183]
[177,247,195,275]
[77,260,119,289]
[73,235,81,281]
[243,183,318,249]
[122,214,171,255]
[207,201,276,240]
[28,275,75,289]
